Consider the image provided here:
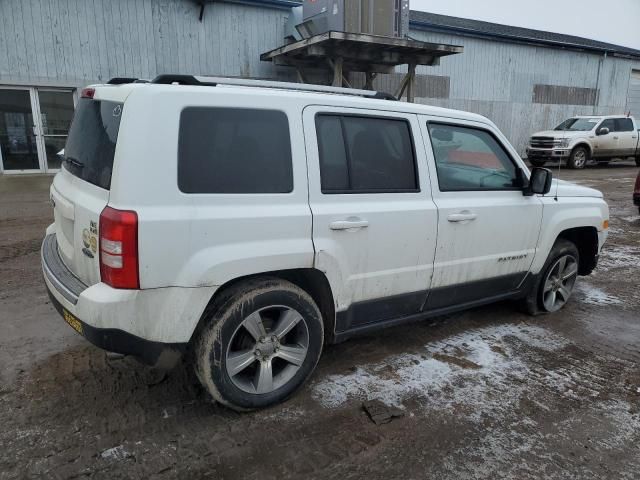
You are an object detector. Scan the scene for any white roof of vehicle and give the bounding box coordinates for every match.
[90,78,492,126]
[572,115,631,119]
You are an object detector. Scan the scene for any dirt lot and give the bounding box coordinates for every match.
[1,163,639,479]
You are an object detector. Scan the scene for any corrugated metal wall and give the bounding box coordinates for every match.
[408,30,640,153]
[1,0,639,154]
[0,0,290,87]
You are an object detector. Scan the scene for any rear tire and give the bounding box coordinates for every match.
[529,158,547,167]
[635,156,640,167]
[568,146,589,169]
[521,239,580,315]
[194,278,324,411]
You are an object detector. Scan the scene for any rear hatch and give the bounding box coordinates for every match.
[51,92,123,286]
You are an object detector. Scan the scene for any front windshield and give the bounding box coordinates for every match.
[554,118,599,131]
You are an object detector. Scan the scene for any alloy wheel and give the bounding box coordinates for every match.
[573,150,587,168]
[225,306,309,394]
[542,254,578,312]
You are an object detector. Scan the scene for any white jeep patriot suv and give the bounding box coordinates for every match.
[42,75,609,410]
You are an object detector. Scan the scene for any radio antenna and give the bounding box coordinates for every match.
[554,122,562,202]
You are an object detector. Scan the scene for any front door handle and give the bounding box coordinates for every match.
[613,136,619,140]
[330,219,369,230]
[447,212,477,223]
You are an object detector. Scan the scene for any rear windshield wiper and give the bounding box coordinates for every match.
[65,156,84,169]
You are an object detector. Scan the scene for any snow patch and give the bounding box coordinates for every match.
[575,282,622,306]
[312,324,570,418]
[100,445,132,461]
[599,244,640,270]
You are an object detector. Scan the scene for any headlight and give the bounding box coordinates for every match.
[556,138,570,148]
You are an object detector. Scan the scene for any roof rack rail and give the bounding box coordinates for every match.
[150,74,396,100]
[107,77,149,85]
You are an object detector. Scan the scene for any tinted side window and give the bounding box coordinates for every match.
[428,123,521,191]
[615,118,634,132]
[316,114,418,193]
[178,108,293,194]
[599,119,616,132]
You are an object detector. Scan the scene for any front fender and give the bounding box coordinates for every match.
[531,197,608,274]
[569,139,593,156]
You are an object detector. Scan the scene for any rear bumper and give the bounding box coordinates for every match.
[42,233,196,368]
[46,288,185,368]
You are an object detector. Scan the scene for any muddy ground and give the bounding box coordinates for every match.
[1,162,639,479]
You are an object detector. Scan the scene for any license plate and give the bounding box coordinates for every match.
[63,308,84,335]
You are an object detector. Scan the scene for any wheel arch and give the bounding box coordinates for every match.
[556,226,599,275]
[572,142,592,158]
[188,268,336,348]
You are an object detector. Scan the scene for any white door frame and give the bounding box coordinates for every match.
[34,87,77,174]
[0,86,76,174]
[0,86,42,174]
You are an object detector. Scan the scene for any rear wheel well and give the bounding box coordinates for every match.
[557,227,599,275]
[189,269,336,348]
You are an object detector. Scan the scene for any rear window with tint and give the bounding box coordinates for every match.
[63,98,122,190]
[616,118,635,132]
[178,107,293,194]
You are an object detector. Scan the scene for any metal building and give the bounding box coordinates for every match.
[1,0,639,174]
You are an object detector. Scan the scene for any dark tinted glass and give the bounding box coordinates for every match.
[428,123,520,191]
[599,119,616,132]
[178,108,293,194]
[64,98,123,190]
[316,116,349,191]
[616,118,634,132]
[316,114,417,193]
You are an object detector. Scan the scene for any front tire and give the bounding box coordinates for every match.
[568,146,589,169]
[521,239,579,315]
[194,278,324,411]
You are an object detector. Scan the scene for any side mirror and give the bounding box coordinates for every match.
[524,167,553,196]
[596,127,610,136]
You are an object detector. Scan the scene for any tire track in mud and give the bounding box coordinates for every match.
[0,238,42,262]
[0,216,51,229]
[0,344,387,479]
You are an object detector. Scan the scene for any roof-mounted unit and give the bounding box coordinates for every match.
[302,0,410,38]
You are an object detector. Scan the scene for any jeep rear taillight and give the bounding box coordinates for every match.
[81,87,95,99]
[99,206,139,289]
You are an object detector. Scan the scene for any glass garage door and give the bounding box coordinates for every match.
[0,88,40,171]
[37,90,75,171]
[0,87,75,173]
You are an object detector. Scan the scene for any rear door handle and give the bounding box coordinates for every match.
[329,219,369,230]
[447,212,477,223]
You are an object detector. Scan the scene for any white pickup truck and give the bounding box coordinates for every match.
[527,115,640,169]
